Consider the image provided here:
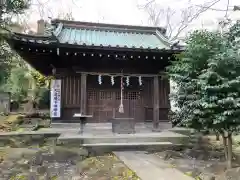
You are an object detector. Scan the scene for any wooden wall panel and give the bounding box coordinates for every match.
[144,77,170,121]
[59,75,170,122]
[62,76,81,107]
[159,78,170,108]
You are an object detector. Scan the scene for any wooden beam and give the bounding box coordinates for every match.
[76,71,167,78]
[80,73,87,114]
[153,76,160,130]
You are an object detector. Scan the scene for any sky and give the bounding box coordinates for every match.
[18,0,240,38]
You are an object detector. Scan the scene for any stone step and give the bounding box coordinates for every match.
[51,123,112,128]
[82,142,172,147]
[169,127,193,136]
[57,131,189,145]
[81,142,174,153]
[51,123,171,130]
[51,123,81,128]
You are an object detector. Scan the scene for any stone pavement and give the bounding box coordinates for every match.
[114,151,194,180]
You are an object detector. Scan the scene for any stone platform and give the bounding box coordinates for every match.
[0,122,190,151]
[56,131,188,153]
[54,123,189,151]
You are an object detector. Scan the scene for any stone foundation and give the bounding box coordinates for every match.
[111,118,135,134]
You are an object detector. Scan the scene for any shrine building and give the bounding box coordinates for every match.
[7,19,182,130]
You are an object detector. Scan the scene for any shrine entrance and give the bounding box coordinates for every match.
[8,19,183,127]
[87,89,144,123]
[87,75,144,123]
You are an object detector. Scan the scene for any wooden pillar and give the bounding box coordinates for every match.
[80,73,87,114]
[153,76,160,130]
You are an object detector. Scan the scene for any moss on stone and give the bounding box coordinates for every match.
[76,154,140,180]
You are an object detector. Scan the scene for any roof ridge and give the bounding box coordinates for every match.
[61,26,157,34]
[51,19,166,34]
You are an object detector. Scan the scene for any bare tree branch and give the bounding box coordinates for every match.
[71,0,81,9]
[166,7,175,38]
[143,0,155,9]
[225,0,230,17]
[195,5,234,12]
[142,0,222,41]
[171,0,221,40]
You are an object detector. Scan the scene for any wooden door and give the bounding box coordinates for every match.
[129,91,144,122]
[98,90,114,122]
[87,89,144,122]
[87,89,99,122]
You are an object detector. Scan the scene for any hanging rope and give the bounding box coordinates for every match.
[118,76,124,113]
[76,71,164,78]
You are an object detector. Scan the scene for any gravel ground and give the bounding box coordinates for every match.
[0,146,139,180]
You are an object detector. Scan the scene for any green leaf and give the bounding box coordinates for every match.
[168,24,240,133]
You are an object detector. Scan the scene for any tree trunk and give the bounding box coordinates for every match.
[222,134,228,160]
[227,134,233,169]
[216,132,220,141]
[28,77,37,114]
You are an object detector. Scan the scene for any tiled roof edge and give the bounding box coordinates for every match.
[155,30,172,47]
[52,23,63,37]
[51,19,166,34]
[11,32,52,39]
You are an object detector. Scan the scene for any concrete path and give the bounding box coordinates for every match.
[114,151,194,180]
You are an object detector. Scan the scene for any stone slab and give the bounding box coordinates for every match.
[51,123,112,129]
[111,118,135,134]
[0,131,59,136]
[82,142,172,147]
[57,131,188,145]
[114,151,194,180]
[169,127,193,136]
[58,131,187,140]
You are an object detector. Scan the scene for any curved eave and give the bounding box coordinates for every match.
[7,36,181,76]
[7,32,58,45]
[55,42,183,54]
[7,32,183,54]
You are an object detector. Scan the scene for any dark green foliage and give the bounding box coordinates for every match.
[4,66,29,102]
[168,22,240,168]
[4,0,30,14]
[0,0,30,33]
[0,0,30,89]
[0,0,51,109]
[168,30,224,130]
[198,45,240,133]
[37,88,50,109]
[168,23,240,133]
[227,20,240,43]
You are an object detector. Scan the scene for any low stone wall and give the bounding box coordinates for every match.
[0,133,59,148]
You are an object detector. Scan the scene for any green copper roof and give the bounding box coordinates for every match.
[52,20,172,50]
[10,20,177,51]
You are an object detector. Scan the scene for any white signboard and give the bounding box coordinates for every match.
[50,79,61,118]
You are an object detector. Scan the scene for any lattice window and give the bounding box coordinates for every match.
[129,91,141,100]
[116,91,127,100]
[100,91,113,100]
[88,89,97,100]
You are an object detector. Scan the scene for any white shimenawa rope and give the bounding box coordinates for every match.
[119,76,124,113]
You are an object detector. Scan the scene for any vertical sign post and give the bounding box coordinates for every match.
[50,79,61,118]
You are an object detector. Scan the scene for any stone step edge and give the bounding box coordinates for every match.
[57,133,187,140]
[82,142,173,147]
